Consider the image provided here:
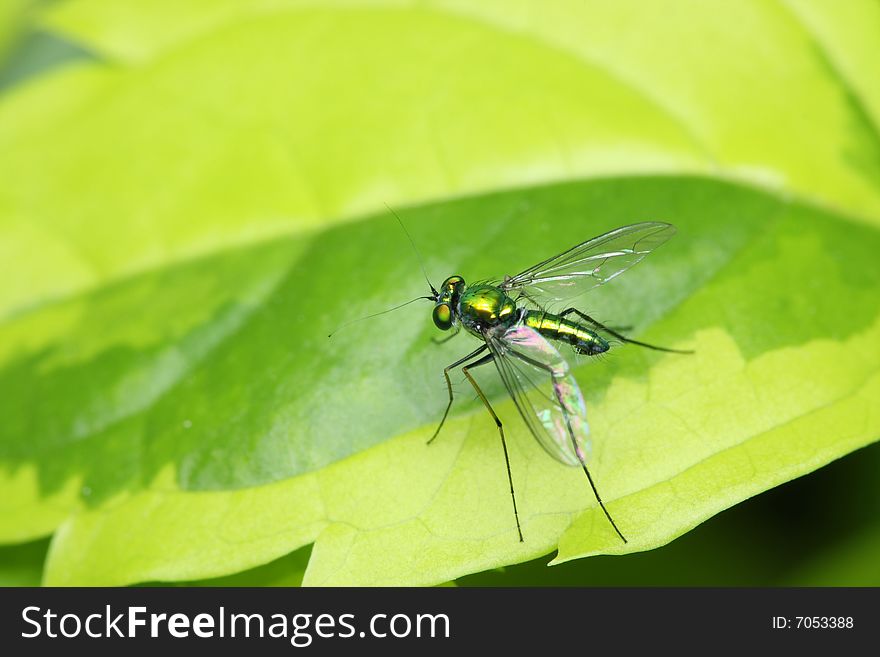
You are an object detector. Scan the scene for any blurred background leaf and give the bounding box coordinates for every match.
[0,0,878,586]
[0,538,49,586]
[0,0,34,59]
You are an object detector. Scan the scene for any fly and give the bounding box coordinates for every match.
[332,218,691,543]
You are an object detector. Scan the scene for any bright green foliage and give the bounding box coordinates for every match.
[0,1,878,586]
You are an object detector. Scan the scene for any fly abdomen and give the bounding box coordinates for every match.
[523,310,609,355]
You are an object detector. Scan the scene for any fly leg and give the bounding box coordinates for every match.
[559,308,693,354]
[427,344,487,445]
[510,350,628,544]
[461,353,524,543]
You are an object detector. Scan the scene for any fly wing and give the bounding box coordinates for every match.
[484,323,590,466]
[500,222,675,303]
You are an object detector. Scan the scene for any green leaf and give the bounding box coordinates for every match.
[1,2,879,585]
[38,0,880,222]
[15,176,880,586]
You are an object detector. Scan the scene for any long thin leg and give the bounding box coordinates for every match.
[511,350,627,544]
[427,343,488,445]
[560,308,693,354]
[462,353,524,543]
[570,433,627,544]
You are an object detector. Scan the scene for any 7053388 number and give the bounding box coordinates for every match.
[796,617,853,629]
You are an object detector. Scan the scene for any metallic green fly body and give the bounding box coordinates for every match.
[422,222,690,543]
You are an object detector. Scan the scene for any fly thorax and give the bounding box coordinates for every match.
[459,285,517,333]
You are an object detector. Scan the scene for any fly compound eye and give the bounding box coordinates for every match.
[432,303,452,330]
[443,276,464,293]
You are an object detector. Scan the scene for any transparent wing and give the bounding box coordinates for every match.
[500,222,675,303]
[484,324,590,466]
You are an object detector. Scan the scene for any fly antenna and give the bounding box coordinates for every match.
[385,203,439,297]
[328,295,434,338]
